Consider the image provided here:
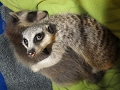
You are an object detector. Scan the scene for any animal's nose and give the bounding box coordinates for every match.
[27,49,35,57]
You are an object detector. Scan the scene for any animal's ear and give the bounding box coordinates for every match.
[9,12,19,23]
[47,24,56,34]
[36,11,48,21]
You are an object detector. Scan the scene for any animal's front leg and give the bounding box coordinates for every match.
[31,43,65,72]
[31,56,56,72]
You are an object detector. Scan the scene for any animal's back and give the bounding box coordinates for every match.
[48,14,120,72]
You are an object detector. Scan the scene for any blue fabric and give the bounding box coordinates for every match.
[0,2,5,34]
[0,3,7,89]
[0,2,2,5]
[0,73,7,90]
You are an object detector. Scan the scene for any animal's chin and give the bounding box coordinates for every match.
[27,48,50,58]
[27,52,36,58]
[28,54,35,58]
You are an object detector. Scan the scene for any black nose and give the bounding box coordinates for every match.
[27,49,35,57]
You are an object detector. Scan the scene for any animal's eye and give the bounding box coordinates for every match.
[23,38,28,46]
[34,32,45,43]
[36,35,42,41]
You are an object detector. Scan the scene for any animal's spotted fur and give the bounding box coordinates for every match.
[6,10,120,85]
[29,14,120,73]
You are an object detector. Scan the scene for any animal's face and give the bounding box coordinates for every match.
[9,10,48,27]
[22,23,56,57]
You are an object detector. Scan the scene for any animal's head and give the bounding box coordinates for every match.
[22,23,56,58]
[9,10,48,27]
[6,10,49,43]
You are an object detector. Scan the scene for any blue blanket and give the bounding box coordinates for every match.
[0,73,7,90]
[0,3,7,90]
[0,2,5,34]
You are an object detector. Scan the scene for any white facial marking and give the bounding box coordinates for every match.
[22,26,43,51]
[22,24,53,55]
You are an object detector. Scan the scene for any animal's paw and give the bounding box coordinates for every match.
[31,65,41,72]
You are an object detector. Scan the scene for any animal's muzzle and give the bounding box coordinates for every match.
[27,49,35,58]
